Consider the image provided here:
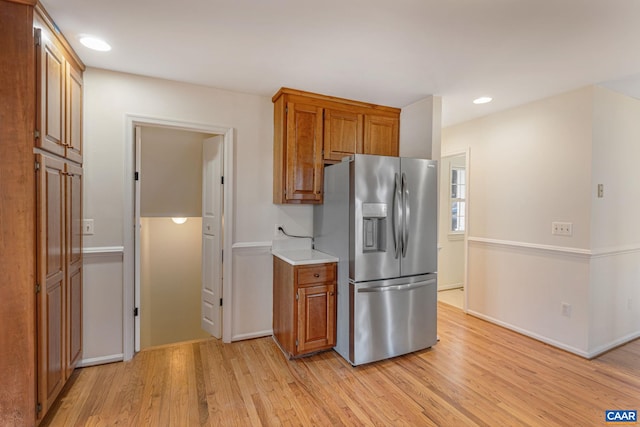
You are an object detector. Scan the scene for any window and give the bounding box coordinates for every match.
[450,167,466,233]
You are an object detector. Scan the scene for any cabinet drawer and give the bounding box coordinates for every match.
[296,264,335,285]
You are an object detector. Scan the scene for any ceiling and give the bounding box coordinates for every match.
[41,0,640,127]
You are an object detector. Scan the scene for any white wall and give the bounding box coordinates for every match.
[442,85,640,357]
[400,95,442,160]
[588,86,640,353]
[140,126,207,217]
[140,217,209,348]
[442,87,595,355]
[82,68,311,362]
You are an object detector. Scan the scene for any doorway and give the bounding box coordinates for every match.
[437,151,469,310]
[137,126,215,349]
[122,115,234,360]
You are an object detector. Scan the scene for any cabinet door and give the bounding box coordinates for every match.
[296,283,336,353]
[364,115,399,157]
[323,109,363,163]
[36,154,66,416]
[65,62,83,163]
[36,29,65,158]
[285,102,323,203]
[65,163,83,375]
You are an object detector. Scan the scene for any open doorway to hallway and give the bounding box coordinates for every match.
[437,152,468,310]
[137,126,219,349]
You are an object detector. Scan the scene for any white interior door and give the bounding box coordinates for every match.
[201,135,224,338]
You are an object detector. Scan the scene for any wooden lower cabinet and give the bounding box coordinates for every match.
[36,153,83,420]
[273,257,336,358]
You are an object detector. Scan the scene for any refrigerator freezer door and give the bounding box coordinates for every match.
[349,274,437,365]
[352,155,401,282]
[400,158,438,276]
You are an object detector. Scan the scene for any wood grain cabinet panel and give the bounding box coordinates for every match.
[273,257,336,358]
[273,88,399,204]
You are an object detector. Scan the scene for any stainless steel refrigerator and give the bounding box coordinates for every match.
[314,154,438,366]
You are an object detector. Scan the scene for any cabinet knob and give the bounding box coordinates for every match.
[314,273,320,278]
[329,292,334,296]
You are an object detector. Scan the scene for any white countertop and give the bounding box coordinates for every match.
[272,248,338,266]
[271,236,338,265]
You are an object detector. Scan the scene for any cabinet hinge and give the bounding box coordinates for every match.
[220,176,224,185]
[295,339,298,348]
[134,172,139,181]
[285,105,288,113]
[219,298,223,307]
[296,292,299,301]
[134,307,139,317]
[35,161,40,171]
[34,28,41,47]
[36,402,42,413]
[34,130,40,139]
[221,250,223,262]
[35,283,41,294]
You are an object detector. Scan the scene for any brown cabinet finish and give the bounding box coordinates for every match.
[323,108,363,162]
[273,88,400,204]
[272,257,336,358]
[364,114,400,157]
[35,7,84,163]
[0,2,84,423]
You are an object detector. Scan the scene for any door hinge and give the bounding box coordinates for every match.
[134,172,139,181]
[220,176,224,185]
[134,307,139,317]
[219,298,223,307]
[35,283,41,294]
[34,129,40,139]
[221,250,223,262]
[36,402,42,413]
[34,29,41,47]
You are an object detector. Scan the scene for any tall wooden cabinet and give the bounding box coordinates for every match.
[34,4,85,421]
[273,88,400,204]
[273,257,337,358]
[0,1,84,423]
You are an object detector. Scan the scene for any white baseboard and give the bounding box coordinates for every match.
[466,310,590,358]
[586,331,640,359]
[438,283,463,291]
[78,353,124,367]
[232,330,272,342]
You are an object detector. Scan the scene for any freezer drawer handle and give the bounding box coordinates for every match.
[357,279,435,293]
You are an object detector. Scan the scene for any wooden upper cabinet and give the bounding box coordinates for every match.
[273,88,400,204]
[364,115,400,157]
[323,109,363,162]
[35,8,84,164]
[65,63,83,163]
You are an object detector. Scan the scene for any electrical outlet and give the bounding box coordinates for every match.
[82,219,94,235]
[274,224,283,237]
[561,302,572,317]
[552,221,573,236]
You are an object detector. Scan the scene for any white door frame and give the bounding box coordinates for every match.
[123,114,234,361]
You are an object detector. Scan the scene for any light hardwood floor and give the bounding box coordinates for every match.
[42,302,639,426]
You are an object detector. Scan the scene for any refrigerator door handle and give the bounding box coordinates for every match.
[393,173,402,259]
[357,279,436,293]
[401,172,410,257]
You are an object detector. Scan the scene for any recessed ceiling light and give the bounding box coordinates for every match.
[79,36,111,52]
[473,97,493,105]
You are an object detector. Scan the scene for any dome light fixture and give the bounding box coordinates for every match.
[171,217,188,224]
[473,96,493,105]
[79,35,111,52]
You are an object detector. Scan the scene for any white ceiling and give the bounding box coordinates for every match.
[41,0,640,127]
